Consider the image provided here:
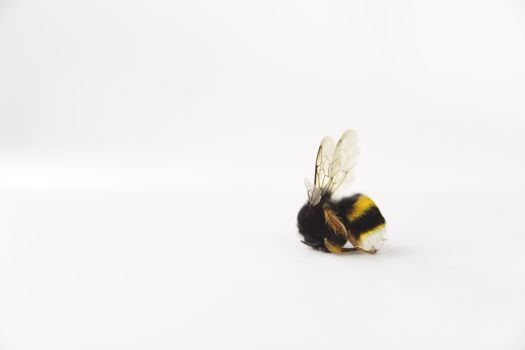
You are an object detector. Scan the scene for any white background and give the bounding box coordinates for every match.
[1,0,525,349]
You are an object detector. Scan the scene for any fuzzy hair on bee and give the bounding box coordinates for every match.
[297,130,386,254]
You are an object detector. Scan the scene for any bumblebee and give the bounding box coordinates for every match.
[297,130,386,254]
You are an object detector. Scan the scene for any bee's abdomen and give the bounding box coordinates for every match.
[336,194,386,250]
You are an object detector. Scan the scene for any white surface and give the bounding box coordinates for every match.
[1,0,525,349]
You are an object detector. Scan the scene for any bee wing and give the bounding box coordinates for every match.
[328,129,360,195]
[314,136,335,191]
[306,130,359,205]
[304,178,322,206]
[305,136,335,205]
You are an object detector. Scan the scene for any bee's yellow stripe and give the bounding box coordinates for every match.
[347,195,376,221]
[357,224,385,244]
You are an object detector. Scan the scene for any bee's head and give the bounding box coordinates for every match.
[296,201,326,249]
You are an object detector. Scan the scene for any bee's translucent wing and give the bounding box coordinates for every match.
[314,136,335,192]
[328,129,360,195]
[304,178,322,206]
[305,136,335,206]
[306,130,359,205]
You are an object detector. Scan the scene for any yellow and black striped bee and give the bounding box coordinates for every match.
[297,130,386,254]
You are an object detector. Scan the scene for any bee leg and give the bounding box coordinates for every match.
[345,231,360,249]
[356,247,378,254]
[342,247,359,252]
[323,239,358,254]
[301,240,317,248]
[323,205,348,238]
[346,232,378,254]
[344,238,377,254]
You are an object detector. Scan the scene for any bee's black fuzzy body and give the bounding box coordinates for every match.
[297,193,386,253]
[297,194,346,252]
